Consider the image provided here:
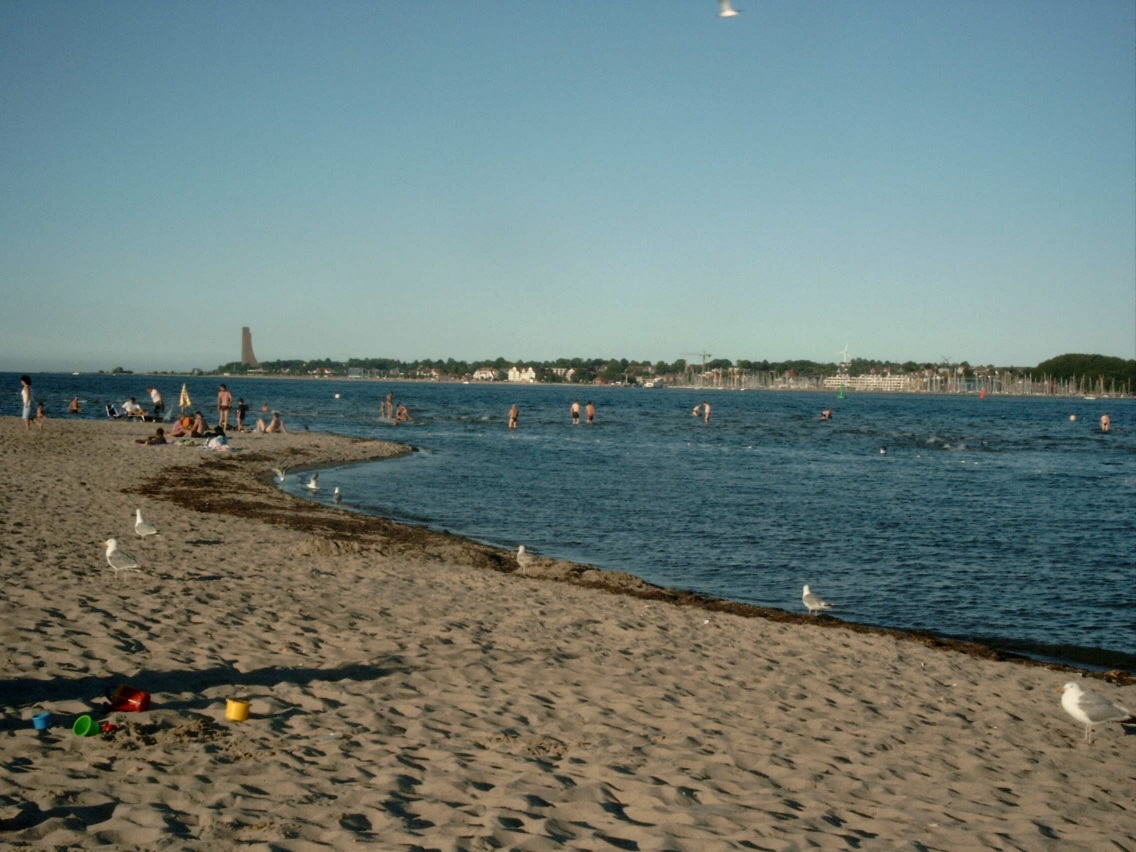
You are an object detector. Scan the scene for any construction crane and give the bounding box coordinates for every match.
[681,351,712,373]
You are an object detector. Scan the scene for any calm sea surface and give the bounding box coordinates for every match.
[13,372,1136,671]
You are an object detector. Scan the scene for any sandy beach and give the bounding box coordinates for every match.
[1,419,1133,850]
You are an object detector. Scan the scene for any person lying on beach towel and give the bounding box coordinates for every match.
[134,427,167,445]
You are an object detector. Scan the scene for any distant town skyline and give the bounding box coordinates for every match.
[2,3,1133,374]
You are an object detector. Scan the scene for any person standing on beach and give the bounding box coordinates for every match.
[19,376,33,431]
[147,386,164,419]
[236,398,249,432]
[508,404,519,430]
[571,400,580,425]
[34,401,46,429]
[586,401,595,425]
[217,384,233,429]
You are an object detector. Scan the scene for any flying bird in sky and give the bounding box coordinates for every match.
[718,0,740,18]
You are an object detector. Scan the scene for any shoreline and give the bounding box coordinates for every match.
[2,419,1133,848]
[277,457,1136,680]
[141,417,1133,679]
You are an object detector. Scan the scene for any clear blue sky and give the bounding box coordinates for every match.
[2,0,1133,373]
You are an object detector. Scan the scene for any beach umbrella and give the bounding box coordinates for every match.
[178,383,192,411]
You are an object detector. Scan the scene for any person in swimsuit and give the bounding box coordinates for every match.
[217,384,233,429]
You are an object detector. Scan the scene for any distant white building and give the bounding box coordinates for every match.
[822,373,915,392]
[472,367,498,381]
[507,365,537,383]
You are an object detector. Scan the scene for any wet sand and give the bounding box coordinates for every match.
[1,418,1133,849]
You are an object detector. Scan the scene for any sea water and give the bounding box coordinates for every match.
[13,373,1135,670]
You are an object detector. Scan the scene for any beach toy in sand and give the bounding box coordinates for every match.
[225,699,251,722]
[107,684,151,712]
[32,712,52,731]
[72,715,100,737]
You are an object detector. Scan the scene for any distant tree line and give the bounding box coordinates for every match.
[209,352,1134,392]
[1034,354,1136,389]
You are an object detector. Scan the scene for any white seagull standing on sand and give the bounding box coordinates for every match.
[516,545,534,569]
[718,0,740,17]
[802,584,833,615]
[1059,681,1132,743]
[305,473,319,492]
[134,508,158,538]
[103,538,142,577]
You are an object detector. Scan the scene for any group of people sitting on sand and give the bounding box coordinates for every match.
[135,409,287,445]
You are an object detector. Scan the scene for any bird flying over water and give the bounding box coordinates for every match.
[802,584,833,615]
[718,0,740,17]
[272,466,288,483]
[134,508,157,538]
[103,538,142,576]
[305,473,319,492]
[1059,681,1132,743]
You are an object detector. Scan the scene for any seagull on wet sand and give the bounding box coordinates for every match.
[516,545,534,569]
[718,0,740,17]
[134,508,157,538]
[802,584,833,615]
[103,538,142,576]
[1059,681,1133,742]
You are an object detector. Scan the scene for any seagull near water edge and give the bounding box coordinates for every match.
[305,473,319,492]
[1059,681,1133,743]
[802,584,833,615]
[516,545,534,569]
[103,538,142,577]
